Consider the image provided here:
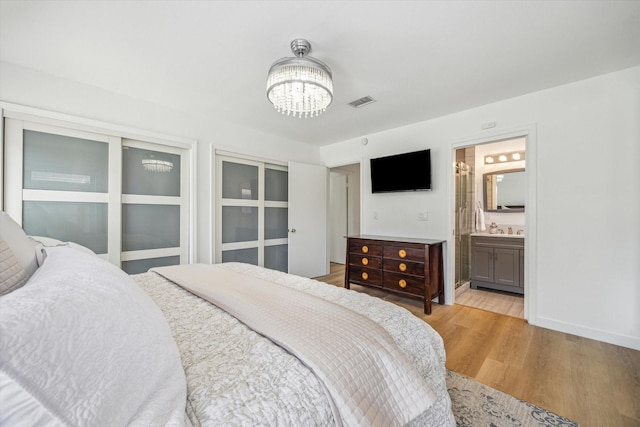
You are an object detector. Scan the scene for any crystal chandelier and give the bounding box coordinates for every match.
[141,156,173,173]
[266,39,333,118]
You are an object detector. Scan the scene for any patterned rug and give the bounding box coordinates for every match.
[447,371,580,426]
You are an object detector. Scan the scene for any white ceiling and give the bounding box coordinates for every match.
[1,1,639,146]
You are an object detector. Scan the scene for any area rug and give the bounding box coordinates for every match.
[447,370,579,426]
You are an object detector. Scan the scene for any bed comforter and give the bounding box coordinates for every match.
[134,262,455,427]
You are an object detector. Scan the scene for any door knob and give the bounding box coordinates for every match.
[289,228,296,233]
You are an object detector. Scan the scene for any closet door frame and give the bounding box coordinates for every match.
[1,102,197,266]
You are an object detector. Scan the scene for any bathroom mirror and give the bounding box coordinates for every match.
[483,168,525,212]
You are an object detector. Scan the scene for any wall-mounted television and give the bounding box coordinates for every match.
[370,149,432,193]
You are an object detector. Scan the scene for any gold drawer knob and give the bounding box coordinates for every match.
[362,257,369,265]
[399,263,407,272]
[399,279,407,288]
[362,272,369,280]
[362,245,369,253]
[398,249,407,258]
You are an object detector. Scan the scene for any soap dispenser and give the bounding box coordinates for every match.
[489,222,498,234]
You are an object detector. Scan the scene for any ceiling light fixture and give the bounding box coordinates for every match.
[484,151,526,165]
[266,38,333,118]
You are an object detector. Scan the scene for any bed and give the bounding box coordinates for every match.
[0,211,455,426]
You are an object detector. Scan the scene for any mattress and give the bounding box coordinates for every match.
[134,262,455,426]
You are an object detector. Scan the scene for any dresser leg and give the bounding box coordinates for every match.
[344,244,351,289]
[437,244,445,304]
[424,298,432,315]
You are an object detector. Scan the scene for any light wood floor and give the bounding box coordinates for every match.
[455,281,524,318]
[314,263,640,427]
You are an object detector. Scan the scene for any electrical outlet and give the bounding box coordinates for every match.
[418,211,429,221]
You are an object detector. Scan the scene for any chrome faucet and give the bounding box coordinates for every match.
[516,229,524,235]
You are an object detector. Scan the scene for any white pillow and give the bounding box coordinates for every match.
[0,240,29,296]
[28,235,96,266]
[0,246,187,426]
[0,212,38,278]
[0,371,62,426]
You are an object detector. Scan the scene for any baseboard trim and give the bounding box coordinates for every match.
[536,316,640,350]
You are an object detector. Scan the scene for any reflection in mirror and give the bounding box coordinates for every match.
[484,168,525,212]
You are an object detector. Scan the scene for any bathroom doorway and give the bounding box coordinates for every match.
[328,163,361,265]
[453,138,526,318]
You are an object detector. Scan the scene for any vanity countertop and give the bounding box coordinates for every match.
[471,232,524,239]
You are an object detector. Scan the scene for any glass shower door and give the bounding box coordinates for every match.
[455,159,473,288]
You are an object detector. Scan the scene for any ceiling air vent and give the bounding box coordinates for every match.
[348,96,376,108]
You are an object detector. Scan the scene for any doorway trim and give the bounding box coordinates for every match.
[447,124,537,324]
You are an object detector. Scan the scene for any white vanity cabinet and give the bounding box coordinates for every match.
[470,235,524,294]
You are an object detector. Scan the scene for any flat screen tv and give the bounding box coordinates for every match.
[370,149,432,193]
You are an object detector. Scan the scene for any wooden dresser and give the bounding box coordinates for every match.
[344,235,445,314]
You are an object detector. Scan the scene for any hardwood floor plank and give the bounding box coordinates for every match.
[487,315,532,367]
[610,344,640,425]
[313,263,640,426]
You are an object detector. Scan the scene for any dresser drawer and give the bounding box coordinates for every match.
[349,239,383,257]
[383,272,424,296]
[349,266,382,287]
[350,254,382,269]
[383,244,425,262]
[383,259,424,277]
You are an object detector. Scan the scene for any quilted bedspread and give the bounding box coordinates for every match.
[133,262,455,427]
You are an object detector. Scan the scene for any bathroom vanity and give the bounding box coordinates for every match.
[470,234,524,294]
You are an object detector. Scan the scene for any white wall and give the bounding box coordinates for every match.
[0,61,322,263]
[320,66,640,350]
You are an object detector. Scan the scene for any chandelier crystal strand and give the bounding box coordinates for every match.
[266,39,333,118]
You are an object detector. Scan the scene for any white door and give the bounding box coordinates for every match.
[288,161,329,278]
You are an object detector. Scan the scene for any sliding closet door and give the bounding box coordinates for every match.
[215,154,288,272]
[263,165,288,272]
[4,119,121,263]
[3,116,192,271]
[120,140,189,274]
